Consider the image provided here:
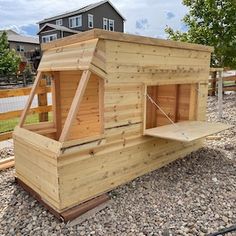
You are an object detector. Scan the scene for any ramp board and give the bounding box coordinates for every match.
[144,121,233,142]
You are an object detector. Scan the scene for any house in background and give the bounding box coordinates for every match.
[37,0,125,43]
[0,30,40,63]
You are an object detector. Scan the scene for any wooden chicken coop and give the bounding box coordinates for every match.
[13,29,231,221]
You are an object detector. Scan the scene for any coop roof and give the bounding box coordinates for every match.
[41,29,214,52]
[38,29,214,79]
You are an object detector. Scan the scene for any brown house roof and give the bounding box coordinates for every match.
[0,29,39,44]
[38,0,126,24]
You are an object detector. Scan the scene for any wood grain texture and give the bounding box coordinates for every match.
[42,29,213,52]
[59,70,91,142]
[144,121,232,142]
[13,31,217,214]
[58,71,102,141]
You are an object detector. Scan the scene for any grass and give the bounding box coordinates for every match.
[0,112,53,133]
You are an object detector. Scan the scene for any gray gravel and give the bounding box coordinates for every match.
[0,93,235,236]
[0,147,14,161]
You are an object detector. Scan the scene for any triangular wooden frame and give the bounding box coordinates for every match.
[59,70,91,142]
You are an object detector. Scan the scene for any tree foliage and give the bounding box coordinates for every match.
[0,31,21,76]
[165,0,236,68]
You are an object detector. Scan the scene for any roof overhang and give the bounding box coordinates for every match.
[38,37,106,79]
[37,23,79,35]
[41,29,214,53]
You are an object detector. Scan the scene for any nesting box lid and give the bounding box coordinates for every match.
[41,29,214,52]
[38,30,214,77]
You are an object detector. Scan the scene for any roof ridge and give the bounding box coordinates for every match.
[37,0,125,24]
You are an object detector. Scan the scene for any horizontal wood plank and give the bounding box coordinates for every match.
[0,105,52,120]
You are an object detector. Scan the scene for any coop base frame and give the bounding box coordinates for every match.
[15,178,110,222]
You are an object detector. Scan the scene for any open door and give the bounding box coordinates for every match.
[144,121,232,142]
[144,84,233,142]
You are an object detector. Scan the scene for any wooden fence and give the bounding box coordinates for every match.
[0,80,51,141]
[209,69,236,95]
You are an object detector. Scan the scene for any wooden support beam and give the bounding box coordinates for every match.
[51,72,62,140]
[19,72,42,127]
[209,71,217,96]
[59,70,91,142]
[38,79,48,122]
[189,84,197,120]
[99,78,105,134]
[0,156,15,171]
[173,84,180,122]
[0,132,12,142]
[218,71,223,119]
[143,84,147,132]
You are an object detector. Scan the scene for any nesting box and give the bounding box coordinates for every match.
[13,29,231,221]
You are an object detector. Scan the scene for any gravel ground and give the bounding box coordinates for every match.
[0,147,14,161]
[0,93,235,236]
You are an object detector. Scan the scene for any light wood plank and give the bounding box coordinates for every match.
[59,70,91,142]
[144,121,233,142]
[51,72,62,140]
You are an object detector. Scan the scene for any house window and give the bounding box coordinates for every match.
[103,18,114,31]
[69,15,82,28]
[42,34,57,43]
[88,14,94,28]
[16,45,24,52]
[109,19,114,31]
[56,19,63,26]
[103,18,108,30]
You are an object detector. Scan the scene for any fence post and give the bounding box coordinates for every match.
[218,71,223,119]
[38,79,48,122]
[210,71,217,96]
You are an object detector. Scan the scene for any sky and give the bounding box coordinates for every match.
[0,0,188,39]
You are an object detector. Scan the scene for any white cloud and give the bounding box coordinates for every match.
[0,0,188,38]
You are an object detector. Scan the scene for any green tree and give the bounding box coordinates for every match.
[165,0,236,68]
[0,31,21,77]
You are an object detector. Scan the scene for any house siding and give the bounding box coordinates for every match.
[85,2,124,32]
[9,41,39,61]
[38,2,124,42]
[39,30,76,43]
[40,30,61,43]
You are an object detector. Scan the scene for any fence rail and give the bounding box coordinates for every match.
[208,72,236,95]
[0,81,52,141]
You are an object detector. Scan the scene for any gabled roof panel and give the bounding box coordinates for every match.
[38,38,106,79]
[38,23,80,35]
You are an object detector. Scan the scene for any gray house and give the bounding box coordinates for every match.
[38,0,125,43]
